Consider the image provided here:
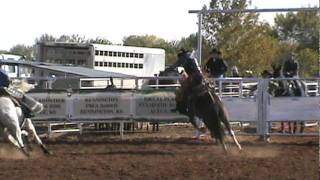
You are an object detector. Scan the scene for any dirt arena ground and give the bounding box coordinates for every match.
[0,125,318,180]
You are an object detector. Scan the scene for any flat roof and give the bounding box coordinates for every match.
[0,59,135,78]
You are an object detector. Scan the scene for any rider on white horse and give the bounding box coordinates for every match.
[0,68,34,118]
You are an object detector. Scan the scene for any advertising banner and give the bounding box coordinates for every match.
[134,91,189,122]
[28,92,68,120]
[70,92,132,120]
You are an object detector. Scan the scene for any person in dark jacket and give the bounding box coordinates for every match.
[0,68,10,88]
[282,55,299,78]
[205,49,228,78]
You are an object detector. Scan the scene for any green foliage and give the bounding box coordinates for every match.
[35,34,56,43]
[273,11,319,76]
[202,0,318,77]
[217,22,280,75]
[203,0,280,75]
[35,34,112,45]
[274,11,319,51]
[9,44,34,60]
[203,0,251,46]
[89,37,112,45]
[0,50,9,54]
[296,48,318,77]
[123,35,178,65]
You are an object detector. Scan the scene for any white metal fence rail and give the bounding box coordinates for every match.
[27,77,319,137]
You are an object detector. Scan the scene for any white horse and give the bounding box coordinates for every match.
[0,80,51,156]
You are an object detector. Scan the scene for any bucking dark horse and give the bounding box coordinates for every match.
[168,50,242,152]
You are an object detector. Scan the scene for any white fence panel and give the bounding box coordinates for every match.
[269,96,320,121]
[222,97,258,122]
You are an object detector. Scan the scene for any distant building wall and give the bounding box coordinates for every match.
[36,42,94,68]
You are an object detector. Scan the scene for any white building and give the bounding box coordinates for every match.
[0,54,30,78]
[36,42,166,77]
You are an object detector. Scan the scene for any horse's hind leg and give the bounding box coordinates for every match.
[24,119,51,155]
[218,106,242,150]
[223,120,242,150]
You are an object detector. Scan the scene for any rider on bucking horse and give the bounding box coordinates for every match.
[166,48,221,114]
[167,48,203,88]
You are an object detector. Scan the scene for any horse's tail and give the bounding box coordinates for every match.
[209,90,242,150]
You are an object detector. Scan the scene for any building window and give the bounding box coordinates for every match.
[139,64,143,69]
[139,53,144,58]
[135,53,138,58]
[104,51,108,56]
[99,51,103,56]
[99,62,103,66]
[117,62,121,67]
[134,64,138,68]
[68,59,75,64]
[104,62,108,66]
[122,52,125,57]
[125,63,129,68]
[121,63,125,68]
[126,53,129,57]
[109,51,113,56]
[78,60,85,65]
[95,62,99,66]
[129,63,133,68]
[95,50,99,56]
[130,53,133,58]
[108,62,112,67]
[113,52,117,56]
[118,52,122,57]
[112,62,116,67]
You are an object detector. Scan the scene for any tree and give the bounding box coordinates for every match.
[35,34,56,43]
[202,0,250,46]
[273,11,319,51]
[218,21,280,75]
[123,35,177,65]
[273,10,319,77]
[88,37,112,45]
[9,44,34,60]
[176,33,211,64]
[296,48,318,77]
[202,0,281,75]
[57,34,87,43]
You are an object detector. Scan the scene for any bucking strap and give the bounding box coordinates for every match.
[3,87,24,99]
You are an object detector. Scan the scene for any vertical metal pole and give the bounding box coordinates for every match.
[197,12,203,65]
[318,8,320,77]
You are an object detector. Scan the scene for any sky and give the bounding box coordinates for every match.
[0,0,318,51]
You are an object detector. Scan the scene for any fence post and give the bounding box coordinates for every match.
[257,78,270,141]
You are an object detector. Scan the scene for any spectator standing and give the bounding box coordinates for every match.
[205,49,228,78]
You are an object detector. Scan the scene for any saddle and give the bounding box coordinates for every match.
[0,87,23,107]
[0,87,41,118]
[191,84,208,97]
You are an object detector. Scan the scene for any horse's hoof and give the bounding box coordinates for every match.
[21,147,30,157]
[40,145,53,155]
[45,150,53,156]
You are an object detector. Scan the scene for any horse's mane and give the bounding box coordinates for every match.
[10,79,34,93]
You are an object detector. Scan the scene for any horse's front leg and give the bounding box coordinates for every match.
[4,127,29,157]
[24,118,52,155]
